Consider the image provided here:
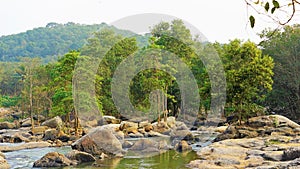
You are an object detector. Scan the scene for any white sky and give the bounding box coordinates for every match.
[0,0,286,43]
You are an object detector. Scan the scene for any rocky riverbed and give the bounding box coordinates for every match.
[188,115,300,169]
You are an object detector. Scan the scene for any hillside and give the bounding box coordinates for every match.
[0,22,149,62]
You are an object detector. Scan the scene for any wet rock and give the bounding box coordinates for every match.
[65,150,96,163]
[41,116,63,128]
[33,152,76,167]
[71,126,124,157]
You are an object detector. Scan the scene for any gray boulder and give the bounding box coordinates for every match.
[71,126,124,157]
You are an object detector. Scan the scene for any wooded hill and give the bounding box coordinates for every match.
[0,22,149,62]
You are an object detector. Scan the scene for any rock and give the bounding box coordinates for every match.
[166,116,176,128]
[153,122,170,133]
[144,131,167,137]
[11,133,30,143]
[0,155,10,169]
[119,121,138,131]
[262,151,283,161]
[128,132,144,138]
[41,116,63,128]
[101,124,124,141]
[65,150,96,163]
[125,127,138,134]
[20,118,32,127]
[270,115,300,129]
[31,126,48,135]
[0,141,51,152]
[214,126,228,133]
[54,139,63,147]
[71,126,124,157]
[283,147,300,161]
[58,134,70,142]
[122,141,133,149]
[175,140,192,152]
[33,152,76,167]
[103,116,121,124]
[170,129,194,142]
[175,121,189,130]
[0,122,16,129]
[129,138,169,154]
[43,129,58,141]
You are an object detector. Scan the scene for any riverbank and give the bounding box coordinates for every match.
[188,115,300,168]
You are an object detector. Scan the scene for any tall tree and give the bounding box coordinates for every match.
[260,25,300,121]
[217,40,274,122]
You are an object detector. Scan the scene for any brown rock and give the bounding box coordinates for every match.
[41,116,63,128]
[175,140,192,152]
[33,152,76,167]
[0,122,16,129]
[65,150,96,163]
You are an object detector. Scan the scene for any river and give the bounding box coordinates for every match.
[2,132,215,169]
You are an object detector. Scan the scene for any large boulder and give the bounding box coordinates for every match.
[71,126,124,157]
[65,150,96,164]
[33,152,76,167]
[0,122,16,129]
[41,116,63,128]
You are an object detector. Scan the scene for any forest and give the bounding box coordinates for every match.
[0,20,299,127]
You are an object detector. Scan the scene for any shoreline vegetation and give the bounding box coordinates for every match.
[0,21,299,168]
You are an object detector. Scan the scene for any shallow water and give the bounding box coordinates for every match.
[3,146,197,169]
[2,131,216,169]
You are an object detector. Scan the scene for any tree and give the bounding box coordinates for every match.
[19,57,42,129]
[216,40,274,122]
[260,25,300,121]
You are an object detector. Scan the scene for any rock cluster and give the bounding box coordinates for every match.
[188,115,300,169]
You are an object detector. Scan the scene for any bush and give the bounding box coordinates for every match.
[0,95,21,107]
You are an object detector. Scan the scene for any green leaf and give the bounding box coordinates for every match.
[265,2,270,12]
[249,15,255,28]
[273,0,280,8]
[271,7,276,14]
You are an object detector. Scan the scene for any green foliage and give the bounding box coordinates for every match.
[0,22,148,62]
[260,25,300,121]
[0,95,21,107]
[216,40,274,121]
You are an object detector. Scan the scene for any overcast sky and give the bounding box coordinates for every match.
[0,0,283,43]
